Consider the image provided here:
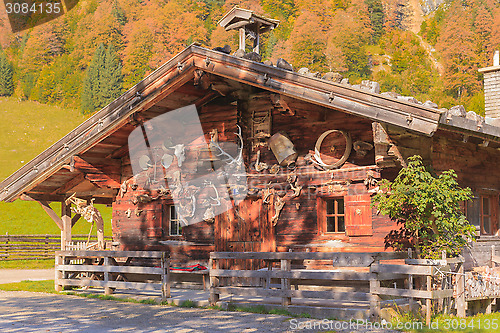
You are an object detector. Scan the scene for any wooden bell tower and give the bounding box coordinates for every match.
[218,6,279,54]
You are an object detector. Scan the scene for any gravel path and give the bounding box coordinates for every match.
[0,290,401,332]
[0,269,54,284]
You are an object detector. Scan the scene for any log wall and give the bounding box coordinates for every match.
[111,91,398,264]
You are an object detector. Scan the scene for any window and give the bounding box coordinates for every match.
[169,205,182,236]
[465,194,498,235]
[318,194,373,236]
[325,198,345,233]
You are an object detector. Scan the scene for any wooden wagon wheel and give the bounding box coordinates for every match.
[313,130,352,169]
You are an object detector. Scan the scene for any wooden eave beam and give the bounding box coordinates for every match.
[71,214,81,227]
[37,200,63,230]
[51,173,86,195]
[72,156,121,188]
[189,47,442,136]
[439,115,500,144]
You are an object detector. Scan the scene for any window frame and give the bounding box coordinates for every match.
[463,193,499,236]
[317,195,347,236]
[168,204,182,237]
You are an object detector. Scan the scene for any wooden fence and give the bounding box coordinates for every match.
[209,251,463,325]
[0,235,112,260]
[55,250,171,300]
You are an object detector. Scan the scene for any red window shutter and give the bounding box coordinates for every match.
[345,194,373,236]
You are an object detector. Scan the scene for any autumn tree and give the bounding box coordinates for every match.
[287,11,328,71]
[437,3,479,100]
[473,5,493,66]
[0,47,14,96]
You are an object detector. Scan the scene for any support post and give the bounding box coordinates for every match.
[456,263,466,317]
[239,28,245,52]
[281,259,291,306]
[95,215,105,250]
[252,23,260,54]
[61,201,72,250]
[209,258,219,305]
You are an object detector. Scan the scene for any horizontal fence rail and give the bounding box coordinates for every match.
[0,235,112,261]
[55,250,170,300]
[209,251,407,319]
[209,251,465,325]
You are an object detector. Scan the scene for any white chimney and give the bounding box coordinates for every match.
[479,50,500,118]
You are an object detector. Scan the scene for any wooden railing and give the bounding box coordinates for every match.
[209,251,407,319]
[55,250,171,301]
[372,256,463,325]
[0,235,112,260]
[209,251,466,324]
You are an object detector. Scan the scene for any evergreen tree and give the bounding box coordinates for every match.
[81,43,123,114]
[365,0,385,44]
[112,0,127,26]
[0,48,14,97]
[81,43,106,114]
[102,44,123,106]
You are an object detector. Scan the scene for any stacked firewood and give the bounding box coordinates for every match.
[463,266,500,299]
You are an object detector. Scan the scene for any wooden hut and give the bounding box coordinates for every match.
[1,39,500,269]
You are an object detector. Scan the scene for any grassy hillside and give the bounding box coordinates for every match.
[0,97,112,235]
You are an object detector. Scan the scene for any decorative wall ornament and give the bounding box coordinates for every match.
[268,132,298,166]
[311,130,352,170]
[254,150,268,172]
[270,164,280,174]
[209,125,244,167]
[272,195,286,226]
[65,194,102,224]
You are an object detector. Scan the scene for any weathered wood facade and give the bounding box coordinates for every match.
[1,45,500,268]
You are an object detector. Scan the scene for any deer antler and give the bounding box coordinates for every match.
[210,125,244,166]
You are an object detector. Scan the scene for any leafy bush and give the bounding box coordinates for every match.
[373,155,476,259]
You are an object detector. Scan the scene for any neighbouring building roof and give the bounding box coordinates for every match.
[1,44,499,203]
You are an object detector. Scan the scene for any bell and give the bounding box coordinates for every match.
[268,132,298,166]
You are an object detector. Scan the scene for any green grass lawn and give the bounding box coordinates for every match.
[0,280,56,293]
[0,259,54,269]
[0,97,112,236]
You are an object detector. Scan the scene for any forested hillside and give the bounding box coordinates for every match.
[1,0,499,115]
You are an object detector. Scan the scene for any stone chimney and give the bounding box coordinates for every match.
[218,7,279,55]
[479,50,500,118]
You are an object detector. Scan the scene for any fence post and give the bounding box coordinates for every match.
[456,262,466,317]
[369,259,381,321]
[209,257,219,305]
[104,255,112,295]
[426,274,432,326]
[281,259,291,307]
[408,248,414,313]
[54,252,63,292]
[161,252,170,301]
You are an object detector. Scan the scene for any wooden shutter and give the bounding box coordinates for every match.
[345,194,373,236]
